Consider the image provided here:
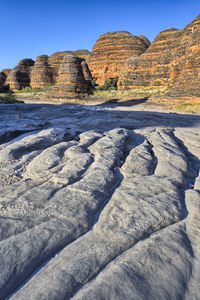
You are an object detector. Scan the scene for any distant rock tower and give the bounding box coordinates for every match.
[48,54,91,98]
[30,55,53,88]
[6,59,34,91]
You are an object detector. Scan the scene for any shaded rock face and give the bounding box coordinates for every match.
[1,68,11,78]
[119,15,200,97]
[30,55,53,88]
[0,103,200,299]
[48,49,90,83]
[87,31,150,85]
[6,59,35,91]
[48,54,90,98]
[0,72,7,86]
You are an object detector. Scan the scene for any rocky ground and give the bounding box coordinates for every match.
[0,101,200,299]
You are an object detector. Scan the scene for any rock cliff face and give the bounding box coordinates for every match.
[6,59,35,91]
[48,54,90,98]
[30,55,53,88]
[87,31,150,85]
[119,15,200,97]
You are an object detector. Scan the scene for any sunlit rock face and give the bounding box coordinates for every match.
[48,49,90,83]
[87,31,150,85]
[6,58,35,91]
[47,54,90,98]
[30,55,53,88]
[119,15,200,97]
[0,102,200,299]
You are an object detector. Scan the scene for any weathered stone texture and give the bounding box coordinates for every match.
[48,49,90,83]
[48,54,90,98]
[0,72,7,86]
[30,55,53,88]
[6,59,35,91]
[0,104,200,299]
[1,68,11,78]
[119,15,200,96]
[87,31,150,85]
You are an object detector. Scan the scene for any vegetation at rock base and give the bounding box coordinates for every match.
[0,93,24,103]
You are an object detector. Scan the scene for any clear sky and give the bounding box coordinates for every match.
[0,0,199,71]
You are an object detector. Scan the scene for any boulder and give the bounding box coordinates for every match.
[87,31,150,85]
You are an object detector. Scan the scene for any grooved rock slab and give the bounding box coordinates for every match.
[119,14,200,97]
[87,31,150,85]
[0,102,199,299]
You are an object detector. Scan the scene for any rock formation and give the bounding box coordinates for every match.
[0,103,200,299]
[48,49,90,83]
[0,72,7,86]
[1,68,11,77]
[119,15,200,97]
[81,60,92,81]
[6,59,35,91]
[87,31,150,85]
[30,55,53,88]
[48,54,90,98]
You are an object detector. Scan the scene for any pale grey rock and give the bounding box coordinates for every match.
[0,102,199,299]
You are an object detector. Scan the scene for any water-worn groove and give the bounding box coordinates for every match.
[5,131,136,299]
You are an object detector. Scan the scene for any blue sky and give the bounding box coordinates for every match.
[0,0,199,70]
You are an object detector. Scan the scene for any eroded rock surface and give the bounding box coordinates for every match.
[0,102,199,299]
[30,55,53,88]
[6,59,35,91]
[87,31,150,85]
[119,14,200,97]
[48,54,91,98]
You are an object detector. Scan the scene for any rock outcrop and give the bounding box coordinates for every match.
[48,54,90,98]
[6,59,35,91]
[0,72,7,86]
[48,49,90,83]
[119,15,200,97]
[0,103,200,299]
[30,55,53,88]
[87,31,150,85]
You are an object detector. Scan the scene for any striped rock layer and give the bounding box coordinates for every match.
[87,31,150,85]
[48,49,90,84]
[6,59,35,91]
[48,54,90,98]
[119,15,200,97]
[30,55,53,88]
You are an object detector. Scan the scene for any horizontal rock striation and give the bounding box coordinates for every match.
[48,49,90,83]
[87,31,150,85]
[6,59,35,91]
[48,54,90,98]
[119,14,200,97]
[30,55,53,88]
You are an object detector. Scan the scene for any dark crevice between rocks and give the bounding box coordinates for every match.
[146,139,158,175]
